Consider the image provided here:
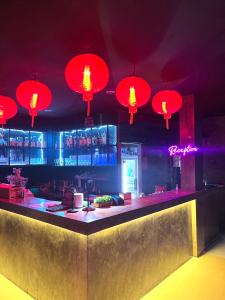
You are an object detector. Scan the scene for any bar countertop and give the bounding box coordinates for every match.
[0,188,220,235]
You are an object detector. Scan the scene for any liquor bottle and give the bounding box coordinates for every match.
[73,134,76,147]
[65,135,69,148]
[24,138,28,147]
[79,133,82,146]
[92,132,95,145]
[88,131,91,146]
[83,132,87,146]
[97,131,101,145]
[102,130,106,145]
[69,135,73,148]
[97,131,100,145]
[95,131,98,145]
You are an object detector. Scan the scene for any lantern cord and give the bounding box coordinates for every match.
[165,118,169,130]
[130,112,134,125]
[133,64,136,76]
[87,101,91,117]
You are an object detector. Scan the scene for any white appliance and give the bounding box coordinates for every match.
[121,143,141,199]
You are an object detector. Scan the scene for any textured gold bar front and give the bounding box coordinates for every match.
[0,200,196,300]
[0,209,87,300]
[88,201,195,300]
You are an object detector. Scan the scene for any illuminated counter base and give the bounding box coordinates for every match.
[0,200,196,300]
[0,210,87,300]
[88,201,196,300]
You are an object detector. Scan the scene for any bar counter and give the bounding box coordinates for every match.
[0,189,203,235]
[0,188,225,300]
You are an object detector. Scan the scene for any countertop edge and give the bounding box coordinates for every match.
[0,188,223,235]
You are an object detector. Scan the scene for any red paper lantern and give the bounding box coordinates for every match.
[152,90,182,129]
[0,95,17,131]
[65,53,109,117]
[116,76,151,124]
[16,80,52,127]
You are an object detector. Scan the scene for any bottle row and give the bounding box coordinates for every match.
[54,125,117,149]
[0,146,117,166]
[0,148,47,165]
[54,146,117,166]
[0,129,47,148]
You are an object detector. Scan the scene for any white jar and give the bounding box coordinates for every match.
[73,193,84,208]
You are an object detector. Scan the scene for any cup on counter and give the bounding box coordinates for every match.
[73,193,84,208]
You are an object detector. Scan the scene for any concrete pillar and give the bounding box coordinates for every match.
[179,95,203,190]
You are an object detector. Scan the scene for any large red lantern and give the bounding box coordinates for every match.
[152,90,182,129]
[16,80,52,127]
[65,53,109,117]
[116,76,151,124]
[0,96,17,129]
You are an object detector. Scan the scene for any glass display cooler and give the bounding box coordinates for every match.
[53,125,117,167]
[77,128,92,166]
[0,129,48,166]
[0,129,9,165]
[9,129,29,165]
[0,125,117,167]
[53,132,63,166]
[120,143,142,198]
[64,131,77,166]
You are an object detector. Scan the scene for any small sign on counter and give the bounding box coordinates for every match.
[0,183,24,199]
[119,192,132,200]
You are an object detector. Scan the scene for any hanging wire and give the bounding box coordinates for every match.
[133,63,136,76]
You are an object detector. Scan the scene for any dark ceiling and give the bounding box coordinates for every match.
[0,0,225,123]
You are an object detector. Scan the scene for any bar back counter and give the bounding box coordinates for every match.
[0,187,225,300]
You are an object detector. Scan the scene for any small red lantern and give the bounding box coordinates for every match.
[152,90,182,129]
[65,53,109,117]
[16,80,52,127]
[0,96,17,133]
[116,76,151,124]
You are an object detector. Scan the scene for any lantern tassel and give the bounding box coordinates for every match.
[1,124,4,138]
[165,118,169,130]
[87,100,91,117]
[130,112,134,125]
[31,114,35,128]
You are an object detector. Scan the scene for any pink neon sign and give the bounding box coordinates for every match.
[168,145,199,156]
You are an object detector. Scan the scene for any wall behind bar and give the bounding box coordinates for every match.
[203,116,225,185]
[5,111,225,192]
[0,166,119,194]
[3,114,180,195]
[119,119,179,194]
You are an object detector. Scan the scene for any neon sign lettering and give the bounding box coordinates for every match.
[168,145,199,156]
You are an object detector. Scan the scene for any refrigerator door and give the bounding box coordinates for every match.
[121,158,138,198]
